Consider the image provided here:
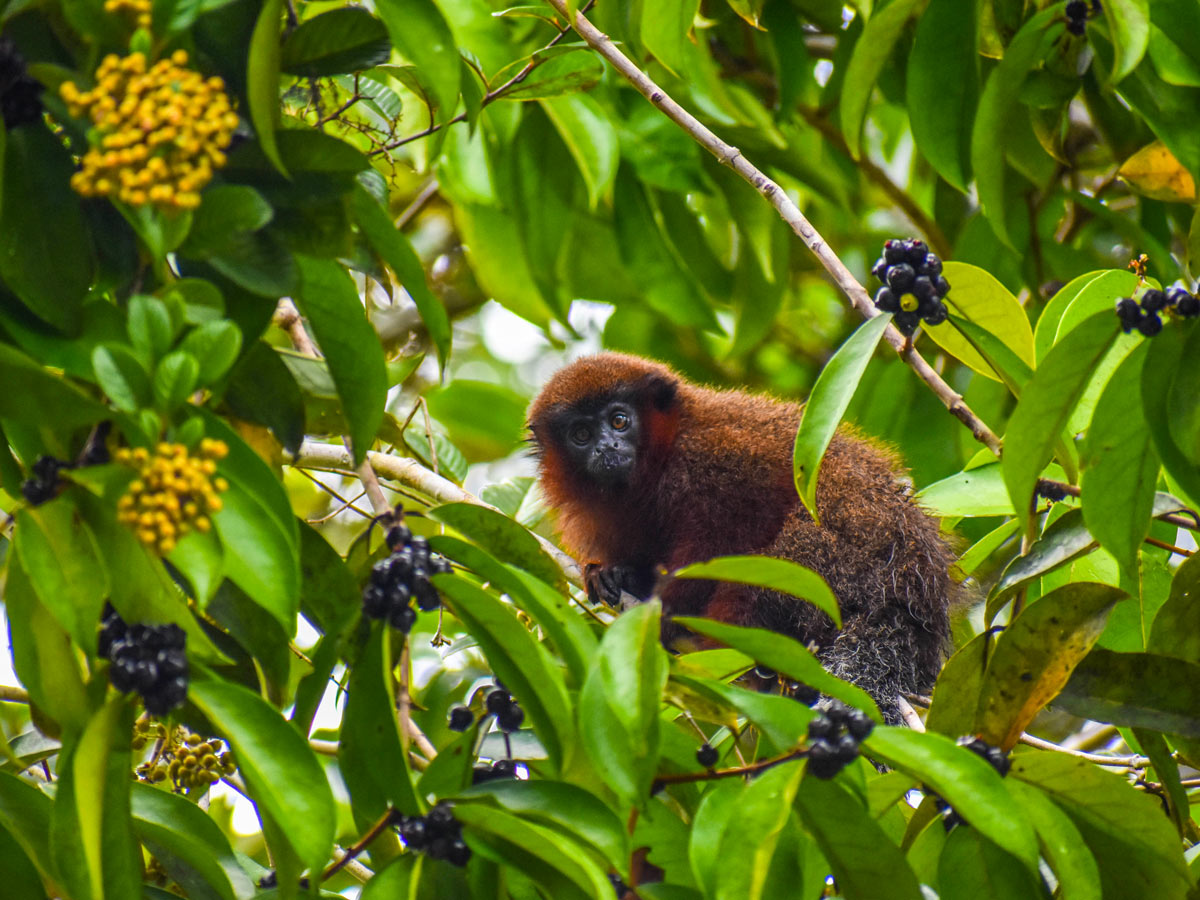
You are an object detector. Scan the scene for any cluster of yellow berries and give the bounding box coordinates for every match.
[115,439,229,555]
[60,51,239,210]
[104,0,151,30]
[135,725,236,793]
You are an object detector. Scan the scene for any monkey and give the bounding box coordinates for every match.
[527,352,955,724]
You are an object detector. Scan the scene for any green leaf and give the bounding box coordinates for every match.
[795,775,923,900]
[925,632,989,737]
[1142,322,1200,509]
[51,697,141,900]
[130,782,256,900]
[714,761,805,900]
[970,6,1061,246]
[247,0,288,176]
[673,617,882,721]
[976,582,1122,750]
[189,676,336,872]
[424,379,529,462]
[670,673,813,751]
[281,7,391,76]
[0,126,95,331]
[293,255,388,463]
[916,462,1015,517]
[493,46,606,100]
[426,502,563,589]
[225,342,306,454]
[0,825,48,900]
[1056,648,1200,736]
[298,519,362,635]
[1102,0,1150,82]
[640,0,701,74]
[163,278,226,324]
[1005,778,1101,900]
[452,804,614,900]
[0,770,55,887]
[152,350,201,413]
[92,344,153,414]
[349,184,450,371]
[374,0,460,123]
[1011,752,1192,898]
[540,94,619,209]
[840,0,924,158]
[937,826,1042,900]
[128,294,177,364]
[793,314,892,522]
[905,0,978,190]
[1080,343,1158,573]
[990,507,1097,604]
[673,555,840,627]
[207,230,298,298]
[1147,553,1200,664]
[1003,310,1121,531]
[182,186,274,258]
[178,320,243,386]
[579,602,668,805]
[1034,270,1138,363]
[435,574,574,770]
[340,627,421,821]
[923,262,1035,381]
[863,727,1039,870]
[167,526,224,605]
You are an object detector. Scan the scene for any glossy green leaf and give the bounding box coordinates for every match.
[130,782,256,900]
[840,0,924,158]
[374,0,460,123]
[246,0,288,176]
[127,294,177,364]
[424,378,529,462]
[293,255,388,463]
[905,0,977,189]
[796,774,923,900]
[924,262,1035,381]
[349,184,450,371]
[990,508,1097,604]
[1080,343,1158,572]
[541,93,619,209]
[714,761,805,900]
[1034,270,1137,363]
[427,502,563,589]
[1011,752,1192,898]
[297,518,362,635]
[673,555,840,627]
[340,627,421,821]
[212,481,299,630]
[579,602,668,805]
[916,462,1013,517]
[938,826,1042,900]
[673,617,882,721]
[793,313,892,522]
[152,350,200,412]
[1102,0,1150,83]
[863,727,1039,869]
[925,631,989,737]
[1142,321,1200,509]
[182,186,274,260]
[189,676,336,871]
[225,343,306,454]
[1005,778,1101,900]
[92,343,153,413]
[971,6,1061,246]
[178,320,243,386]
[435,574,574,770]
[640,0,701,74]
[1057,648,1200,736]
[670,673,813,751]
[0,769,55,886]
[1003,310,1120,530]
[1147,553,1200,664]
[281,7,391,76]
[493,47,606,100]
[976,582,1121,750]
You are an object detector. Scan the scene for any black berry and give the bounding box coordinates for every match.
[806,739,842,779]
[921,253,942,276]
[696,743,718,768]
[1140,288,1168,312]
[886,263,915,293]
[496,701,524,733]
[20,455,67,506]
[486,688,512,716]
[398,815,428,850]
[874,286,899,313]
[846,708,875,741]
[1177,293,1200,317]
[362,508,452,630]
[807,716,836,741]
[448,706,474,732]
[1115,296,1143,332]
[958,736,1010,777]
[1065,0,1088,34]
[922,301,949,327]
[1137,313,1163,337]
[101,607,188,715]
[833,733,860,764]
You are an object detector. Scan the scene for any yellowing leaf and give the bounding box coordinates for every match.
[1118,141,1197,203]
[923,261,1036,381]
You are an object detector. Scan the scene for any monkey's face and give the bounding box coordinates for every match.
[556,400,641,490]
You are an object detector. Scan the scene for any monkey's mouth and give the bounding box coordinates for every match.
[588,449,633,486]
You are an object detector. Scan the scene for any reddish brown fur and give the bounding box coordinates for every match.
[529,353,954,721]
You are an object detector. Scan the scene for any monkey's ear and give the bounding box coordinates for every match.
[641,374,678,412]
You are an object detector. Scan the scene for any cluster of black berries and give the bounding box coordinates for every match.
[20,456,67,506]
[936,736,1010,830]
[398,803,471,867]
[98,603,189,716]
[805,701,874,780]
[871,239,950,336]
[1116,286,1200,336]
[361,519,452,633]
[485,685,525,733]
[1065,0,1101,36]
[472,758,518,784]
[0,37,43,129]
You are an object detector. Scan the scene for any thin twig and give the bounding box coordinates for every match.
[544,0,1003,458]
[896,696,925,732]
[395,179,440,230]
[653,746,805,788]
[1019,733,1150,768]
[0,684,30,703]
[1144,535,1194,557]
[321,807,399,882]
[295,468,376,521]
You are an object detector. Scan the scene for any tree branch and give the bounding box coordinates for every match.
[544,0,1003,458]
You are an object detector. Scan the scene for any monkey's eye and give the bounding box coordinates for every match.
[609,411,630,431]
[569,424,593,446]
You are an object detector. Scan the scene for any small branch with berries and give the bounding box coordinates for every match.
[545,0,1004,458]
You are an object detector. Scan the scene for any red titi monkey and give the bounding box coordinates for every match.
[529,353,954,723]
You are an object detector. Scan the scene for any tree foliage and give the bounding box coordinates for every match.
[0,0,1198,897]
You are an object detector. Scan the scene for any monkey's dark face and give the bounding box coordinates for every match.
[555,400,642,490]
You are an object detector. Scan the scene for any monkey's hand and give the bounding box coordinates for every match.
[585,563,650,610]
